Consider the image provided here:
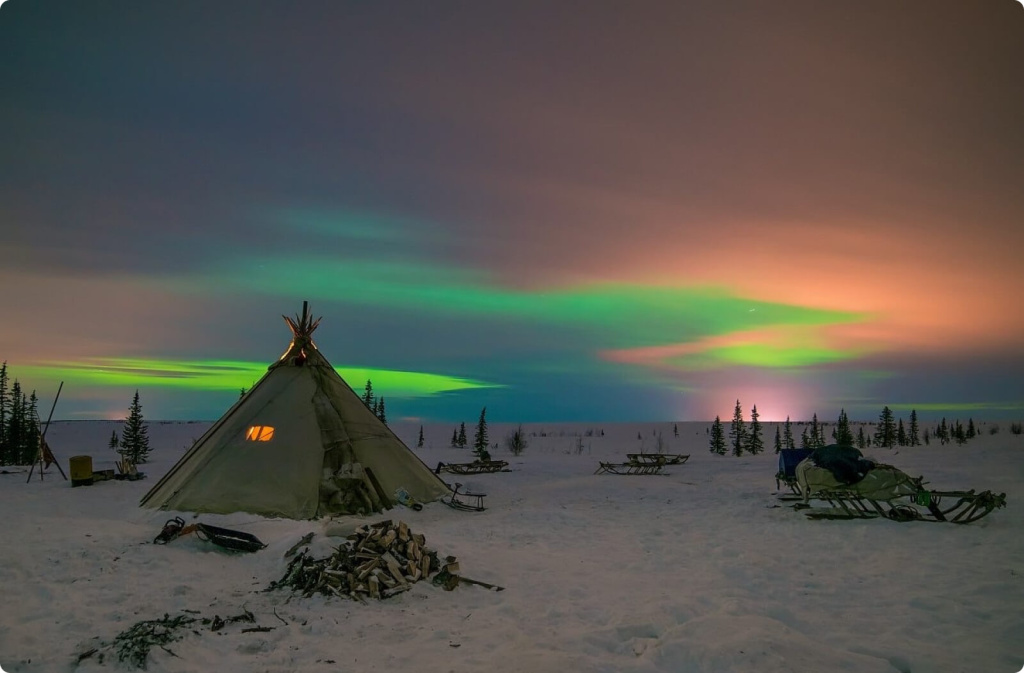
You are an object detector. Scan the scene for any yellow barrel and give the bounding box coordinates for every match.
[69,455,94,487]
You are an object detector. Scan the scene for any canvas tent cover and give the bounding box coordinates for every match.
[140,303,450,519]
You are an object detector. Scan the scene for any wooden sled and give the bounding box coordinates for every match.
[435,460,508,475]
[443,483,486,512]
[595,461,664,475]
[799,485,1007,524]
[795,457,1006,524]
[626,453,689,466]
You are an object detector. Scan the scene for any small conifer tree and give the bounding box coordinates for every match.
[897,418,907,446]
[450,428,459,448]
[783,416,795,450]
[472,407,490,461]
[120,390,151,464]
[874,406,896,449]
[108,430,120,453]
[835,409,854,446]
[747,404,764,454]
[377,397,387,425]
[909,410,920,446]
[0,362,8,463]
[709,416,726,455]
[729,400,747,457]
[457,422,467,448]
[361,380,375,410]
[773,426,782,454]
[856,426,866,449]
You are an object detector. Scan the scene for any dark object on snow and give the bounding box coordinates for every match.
[194,523,267,553]
[153,517,187,544]
[810,444,876,485]
[152,517,266,552]
[776,448,815,493]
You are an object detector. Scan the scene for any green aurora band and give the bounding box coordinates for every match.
[19,358,499,397]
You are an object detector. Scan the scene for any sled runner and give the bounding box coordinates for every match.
[443,483,486,512]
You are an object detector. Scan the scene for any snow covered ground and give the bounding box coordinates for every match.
[1,420,1021,673]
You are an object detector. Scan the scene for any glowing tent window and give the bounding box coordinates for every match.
[245,426,275,442]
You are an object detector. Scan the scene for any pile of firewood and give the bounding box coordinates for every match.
[270,520,454,601]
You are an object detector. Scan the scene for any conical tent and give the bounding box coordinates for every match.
[140,302,450,519]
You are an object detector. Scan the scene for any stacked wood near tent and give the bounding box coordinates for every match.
[271,520,443,601]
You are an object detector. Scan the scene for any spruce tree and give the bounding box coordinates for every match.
[773,426,782,454]
[783,416,795,450]
[377,397,387,425]
[810,413,822,448]
[108,430,120,453]
[8,380,23,464]
[709,416,726,455]
[748,404,764,454]
[938,418,949,444]
[800,427,810,448]
[120,390,151,464]
[0,362,8,463]
[897,418,907,446]
[729,399,747,456]
[23,391,40,465]
[472,407,490,461]
[457,422,467,448]
[361,379,375,410]
[450,428,459,448]
[835,409,854,446]
[856,426,866,449]
[673,423,678,437]
[874,406,896,449]
[966,418,976,439]
[417,426,425,448]
[909,410,920,446]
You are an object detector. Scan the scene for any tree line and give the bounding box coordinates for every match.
[1,362,152,467]
[710,400,994,456]
[0,362,42,465]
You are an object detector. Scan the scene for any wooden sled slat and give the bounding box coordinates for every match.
[435,460,509,475]
[626,453,689,466]
[595,462,665,475]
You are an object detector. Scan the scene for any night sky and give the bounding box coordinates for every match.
[2,0,1023,423]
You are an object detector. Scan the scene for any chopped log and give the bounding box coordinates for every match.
[398,521,410,542]
[285,532,315,558]
[383,584,411,598]
[368,575,380,599]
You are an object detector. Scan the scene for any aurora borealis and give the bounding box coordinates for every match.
[1,1,1022,422]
